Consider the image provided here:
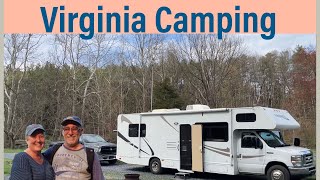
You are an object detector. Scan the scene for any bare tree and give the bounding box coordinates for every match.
[80,35,116,127]
[53,35,90,114]
[120,34,165,112]
[4,34,42,147]
[176,34,244,107]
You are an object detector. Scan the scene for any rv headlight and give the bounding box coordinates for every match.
[291,155,303,167]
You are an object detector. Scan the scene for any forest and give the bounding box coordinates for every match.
[3,34,315,149]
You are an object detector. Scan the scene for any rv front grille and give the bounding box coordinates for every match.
[100,146,117,155]
[303,153,313,166]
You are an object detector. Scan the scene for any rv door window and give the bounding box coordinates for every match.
[129,124,146,137]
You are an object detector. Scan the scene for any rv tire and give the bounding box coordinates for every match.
[149,158,162,174]
[267,165,290,180]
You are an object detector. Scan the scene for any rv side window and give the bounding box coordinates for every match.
[236,113,256,122]
[129,124,146,137]
[202,122,228,142]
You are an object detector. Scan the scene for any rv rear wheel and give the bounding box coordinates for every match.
[267,165,290,180]
[149,158,162,174]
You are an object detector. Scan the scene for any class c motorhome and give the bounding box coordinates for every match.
[116,105,315,180]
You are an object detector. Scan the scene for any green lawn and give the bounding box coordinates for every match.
[4,148,24,153]
[303,175,316,180]
[4,158,12,175]
[4,148,49,153]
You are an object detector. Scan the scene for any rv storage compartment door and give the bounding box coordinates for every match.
[192,124,203,172]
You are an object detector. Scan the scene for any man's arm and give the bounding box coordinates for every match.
[42,146,54,163]
[42,143,63,164]
[92,152,105,180]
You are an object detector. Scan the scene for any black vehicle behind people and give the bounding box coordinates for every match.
[49,134,117,165]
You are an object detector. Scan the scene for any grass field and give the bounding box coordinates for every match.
[4,148,24,153]
[303,175,316,180]
[4,148,48,153]
[4,158,12,175]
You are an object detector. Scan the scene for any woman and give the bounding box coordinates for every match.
[10,124,55,180]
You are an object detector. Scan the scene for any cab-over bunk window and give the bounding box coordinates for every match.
[236,113,256,122]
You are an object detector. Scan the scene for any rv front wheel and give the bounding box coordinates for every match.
[267,165,290,180]
[149,158,162,174]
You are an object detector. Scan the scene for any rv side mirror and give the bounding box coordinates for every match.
[294,138,300,146]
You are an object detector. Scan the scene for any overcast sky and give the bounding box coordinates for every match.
[40,34,316,59]
[240,34,316,55]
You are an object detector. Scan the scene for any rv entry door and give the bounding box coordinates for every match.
[192,124,203,172]
[180,124,192,170]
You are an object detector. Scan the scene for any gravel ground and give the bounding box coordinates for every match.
[4,153,314,180]
[101,162,267,180]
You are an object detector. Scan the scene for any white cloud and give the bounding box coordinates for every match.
[240,34,316,55]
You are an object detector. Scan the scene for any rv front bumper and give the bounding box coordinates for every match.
[288,165,316,176]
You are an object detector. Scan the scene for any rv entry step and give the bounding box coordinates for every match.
[174,172,191,179]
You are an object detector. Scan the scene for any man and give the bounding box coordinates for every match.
[44,116,105,180]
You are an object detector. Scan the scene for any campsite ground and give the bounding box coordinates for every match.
[4,149,316,180]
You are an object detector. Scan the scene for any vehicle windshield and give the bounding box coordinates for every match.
[81,134,107,143]
[257,130,287,147]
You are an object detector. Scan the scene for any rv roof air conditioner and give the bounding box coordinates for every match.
[186,104,210,110]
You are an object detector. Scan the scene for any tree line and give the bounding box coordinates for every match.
[4,34,315,148]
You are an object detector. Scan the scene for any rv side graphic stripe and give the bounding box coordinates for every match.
[117,132,150,155]
[204,146,230,157]
[242,155,265,158]
[143,138,154,156]
[120,115,133,124]
[160,116,178,133]
[117,132,130,142]
[204,145,230,152]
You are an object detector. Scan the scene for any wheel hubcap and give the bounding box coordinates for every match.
[271,169,284,180]
[152,162,159,172]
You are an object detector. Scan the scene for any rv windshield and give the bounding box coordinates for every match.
[257,130,287,148]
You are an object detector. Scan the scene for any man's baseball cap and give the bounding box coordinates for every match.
[25,124,45,136]
[61,116,82,126]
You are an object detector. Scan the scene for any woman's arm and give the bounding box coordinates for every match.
[10,153,33,180]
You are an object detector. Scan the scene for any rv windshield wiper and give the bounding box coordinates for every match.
[277,144,289,147]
